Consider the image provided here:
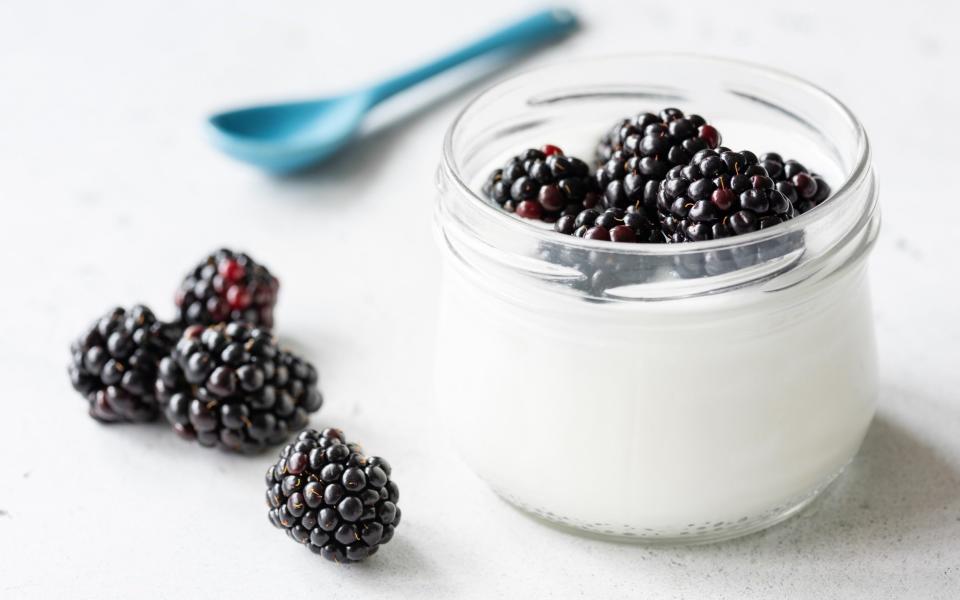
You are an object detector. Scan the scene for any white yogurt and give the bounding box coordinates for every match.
[435,255,877,539]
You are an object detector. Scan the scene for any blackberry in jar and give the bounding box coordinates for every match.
[657,148,794,242]
[758,152,832,214]
[595,108,722,225]
[482,145,600,222]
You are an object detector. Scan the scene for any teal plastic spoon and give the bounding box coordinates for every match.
[207,8,578,174]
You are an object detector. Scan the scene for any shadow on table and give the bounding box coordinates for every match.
[535,390,960,596]
[686,404,960,558]
[324,534,443,592]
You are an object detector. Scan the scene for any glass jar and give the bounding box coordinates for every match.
[433,55,879,543]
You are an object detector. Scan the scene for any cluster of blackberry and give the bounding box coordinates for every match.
[69,249,304,443]
[68,251,400,562]
[482,108,833,244]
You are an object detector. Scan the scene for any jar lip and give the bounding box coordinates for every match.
[440,52,872,254]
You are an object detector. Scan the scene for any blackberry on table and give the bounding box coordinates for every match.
[595,108,721,218]
[758,152,832,214]
[482,145,600,222]
[266,428,400,563]
[657,148,795,242]
[68,305,181,423]
[156,322,322,453]
[175,249,279,329]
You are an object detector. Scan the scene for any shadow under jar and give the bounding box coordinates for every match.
[433,55,880,543]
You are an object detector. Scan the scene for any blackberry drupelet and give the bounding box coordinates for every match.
[595,108,721,219]
[556,206,662,244]
[657,148,795,242]
[156,322,322,453]
[175,249,279,329]
[266,428,400,563]
[482,145,600,222]
[758,152,832,214]
[68,305,181,423]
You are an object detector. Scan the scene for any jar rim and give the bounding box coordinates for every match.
[440,52,873,255]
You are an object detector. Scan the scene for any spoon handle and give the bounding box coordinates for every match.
[366,8,578,105]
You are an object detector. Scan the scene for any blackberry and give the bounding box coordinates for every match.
[156,322,322,453]
[758,152,832,214]
[266,428,400,563]
[539,208,661,296]
[482,145,600,222]
[557,206,662,244]
[535,238,659,296]
[175,249,279,329]
[68,305,181,423]
[657,148,795,242]
[596,108,721,216]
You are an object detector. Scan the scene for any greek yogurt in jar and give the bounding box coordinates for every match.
[433,55,880,542]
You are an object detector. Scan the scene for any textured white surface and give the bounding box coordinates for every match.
[1,1,958,598]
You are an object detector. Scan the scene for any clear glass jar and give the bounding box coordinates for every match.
[433,55,880,543]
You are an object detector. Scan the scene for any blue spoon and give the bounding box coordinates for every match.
[207,8,578,174]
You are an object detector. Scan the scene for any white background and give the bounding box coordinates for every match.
[2,1,958,598]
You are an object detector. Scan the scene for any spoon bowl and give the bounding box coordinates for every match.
[208,94,371,173]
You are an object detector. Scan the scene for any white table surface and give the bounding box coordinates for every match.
[2,1,959,598]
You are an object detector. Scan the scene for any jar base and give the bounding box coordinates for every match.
[492,465,847,545]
